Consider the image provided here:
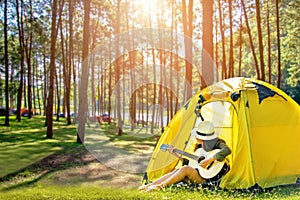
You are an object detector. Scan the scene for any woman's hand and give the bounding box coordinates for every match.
[168,145,175,154]
[168,146,183,161]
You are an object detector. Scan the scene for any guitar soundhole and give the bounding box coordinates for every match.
[207,161,214,170]
[198,156,205,163]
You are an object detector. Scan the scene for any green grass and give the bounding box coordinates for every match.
[0,116,299,199]
[1,184,299,200]
[0,116,79,178]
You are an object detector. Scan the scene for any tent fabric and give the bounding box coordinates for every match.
[143,77,300,189]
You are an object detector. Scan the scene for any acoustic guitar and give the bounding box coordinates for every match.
[160,144,226,179]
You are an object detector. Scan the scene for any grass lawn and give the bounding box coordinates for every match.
[0,116,299,199]
[1,183,300,200]
[0,116,79,178]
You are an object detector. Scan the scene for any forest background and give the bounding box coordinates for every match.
[0,0,299,140]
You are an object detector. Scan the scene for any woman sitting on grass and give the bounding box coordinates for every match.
[138,121,231,192]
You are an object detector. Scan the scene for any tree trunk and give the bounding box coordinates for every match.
[115,0,122,135]
[182,0,193,99]
[66,0,73,125]
[16,0,25,122]
[241,0,260,80]
[275,0,281,88]
[77,0,91,143]
[202,0,214,88]
[217,0,227,79]
[174,15,179,115]
[32,56,37,115]
[72,52,78,122]
[25,0,33,119]
[4,0,9,126]
[267,1,271,83]
[214,11,219,81]
[46,0,59,139]
[57,6,64,121]
[228,0,234,78]
[255,0,265,81]
[55,66,61,121]
[238,4,243,77]
[170,4,175,119]
[43,51,48,116]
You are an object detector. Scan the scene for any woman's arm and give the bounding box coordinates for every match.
[168,145,184,162]
[214,139,232,161]
[199,139,231,168]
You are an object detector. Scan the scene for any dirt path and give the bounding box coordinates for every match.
[40,146,144,189]
[1,145,144,190]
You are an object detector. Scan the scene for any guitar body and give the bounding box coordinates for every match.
[188,148,225,179]
[160,144,227,179]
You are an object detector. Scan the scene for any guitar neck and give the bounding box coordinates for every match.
[173,149,199,161]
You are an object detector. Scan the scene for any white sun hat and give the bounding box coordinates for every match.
[192,121,218,140]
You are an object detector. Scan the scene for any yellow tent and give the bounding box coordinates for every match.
[143,77,300,189]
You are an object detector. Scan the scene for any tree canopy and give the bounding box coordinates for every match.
[0,0,299,138]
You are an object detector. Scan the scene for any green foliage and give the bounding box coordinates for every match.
[222,0,300,103]
[281,1,300,87]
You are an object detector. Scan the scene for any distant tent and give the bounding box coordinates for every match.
[143,77,300,189]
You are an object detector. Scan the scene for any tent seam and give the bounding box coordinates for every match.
[241,90,257,186]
